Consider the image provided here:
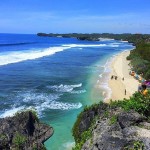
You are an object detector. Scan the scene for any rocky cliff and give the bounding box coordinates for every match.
[0,111,53,150]
[72,101,150,150]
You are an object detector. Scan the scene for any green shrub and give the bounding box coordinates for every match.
[15,109,39,122]
[72,89,150,149]
[12,132,26,149]
[145,69,150,79]
[110,92,150,117]
[127,42,150,80]
[72,102,105,149]
[32,144,46,150]
[109,115,117,125]
[124,140,144,150]
[72,124,93,150]
[72,102,102,143]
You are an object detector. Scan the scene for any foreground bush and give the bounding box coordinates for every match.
[110,92,150,117]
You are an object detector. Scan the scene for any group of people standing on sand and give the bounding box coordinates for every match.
[111,75,126,95]
[111,75,118,80]
[110,73,149,97]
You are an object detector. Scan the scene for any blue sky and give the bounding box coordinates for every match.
[0,0,150,34]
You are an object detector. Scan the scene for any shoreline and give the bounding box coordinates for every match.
[104,50,139,103]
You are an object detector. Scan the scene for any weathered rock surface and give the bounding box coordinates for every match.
[81,108,150,150]
[0,111,53,150]
[79,103,108,134]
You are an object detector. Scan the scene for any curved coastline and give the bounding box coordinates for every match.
[89,49,135,104]
[104,49,139,103]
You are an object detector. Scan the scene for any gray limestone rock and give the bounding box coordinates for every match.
[0,111,53,149]
[81,109,150,150]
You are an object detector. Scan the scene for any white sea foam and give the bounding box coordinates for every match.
[71,89,86,94]
[103,58,113,73]
[17,90,60,103]
[99,82,112,101]
[108,44,119,47]
[97,57,114,101]
[63,142,75,150]
[36,101,82,111]
[0,91,82,118]
[47,83,82,93]
[112,42,122,45]
[0,46,71,66]
[0,106,25,118]
[99,74,103,78]
[62,44,107,47]
[121,40,128,42]
[15,90,82,116]
[99,38,114,41]
[0,42,120,66]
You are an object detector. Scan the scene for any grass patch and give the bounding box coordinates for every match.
[109,115,117,125]
[110,92,150,117]
[12,132,26,149]
[124,140,144,150]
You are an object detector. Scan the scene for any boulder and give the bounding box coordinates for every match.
[82,110,150,150]
[0,111,53,149]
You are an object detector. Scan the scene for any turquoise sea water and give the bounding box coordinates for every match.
[0,34,134,149]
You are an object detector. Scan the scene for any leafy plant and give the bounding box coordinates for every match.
[104,110,109,118]
[12,132,26,149]
[72,124,93,150]
[127,42,150,79]
[110,92,150,117]
[124,140,144,150]
[109,115,117,125]
[15,109,39,122]
[32,144,46,150]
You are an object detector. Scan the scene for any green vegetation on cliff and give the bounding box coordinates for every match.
[110,92,150,117]
[127,42,150,79]
[0,110,53,149]
[72,92,150,150]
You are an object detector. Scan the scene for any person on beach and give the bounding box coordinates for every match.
[115,76,117,80]
[140,84,148,96]
[125,89,126,95]
[111,75,113,80]
[142,85,148,96]
[138,83,143,92]
[122,77,124,81]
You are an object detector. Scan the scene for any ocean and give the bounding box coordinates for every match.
[0,33,134,150]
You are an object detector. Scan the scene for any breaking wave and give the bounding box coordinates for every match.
[0,46,71,66]
[0,90,83,118]
[47,83,83,93]
[0,106,25,118]
[36,101,82,111]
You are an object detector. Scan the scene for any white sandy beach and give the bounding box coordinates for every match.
[105,50,140,103]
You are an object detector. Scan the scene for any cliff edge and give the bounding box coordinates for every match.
[0,111,53,150]
[72,93,150,150]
